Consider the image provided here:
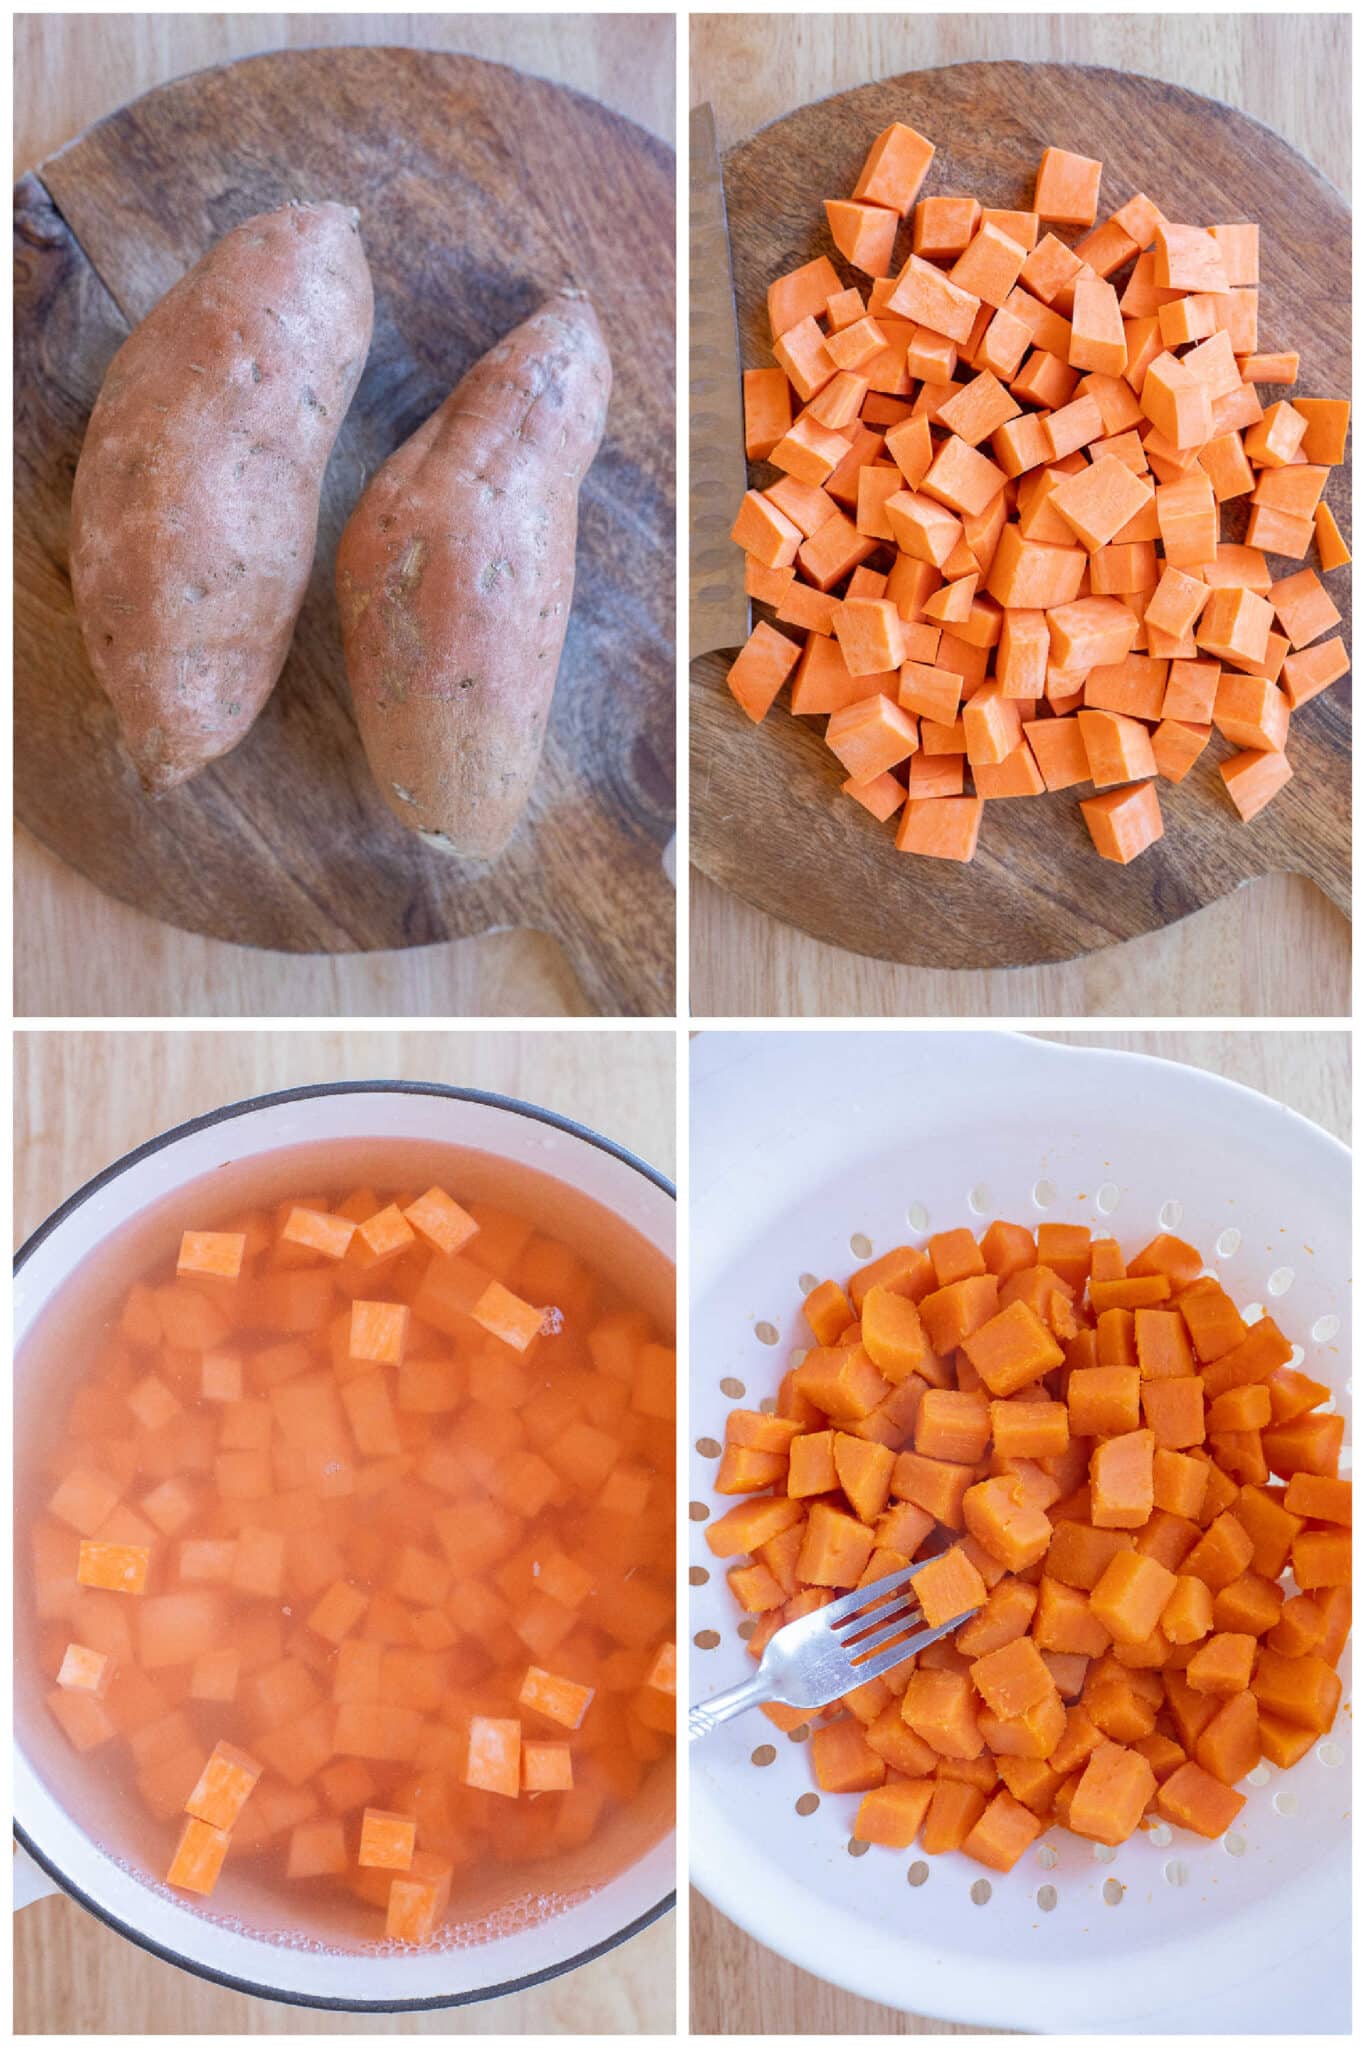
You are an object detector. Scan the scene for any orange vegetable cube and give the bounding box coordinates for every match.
[167,1815,231,1895]
[177,1231,246,1282]
[186,1740,264,1829]
[349,1300,409,1366]
[518,1664,595,1731]
[77,1540,150,1597]
[359,1806,417,1870]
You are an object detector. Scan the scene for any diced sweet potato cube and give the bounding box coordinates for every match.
[186,1740,264,1829]
[403,1186,479,1257]
[518,1664,594,1730]
[167,1815,231,1895]
[77,1541,150,1597]
[522,1741,575,1792]
[177,1231,246,1281]
[349,1301,410,1366]
[359,1806,417,1870]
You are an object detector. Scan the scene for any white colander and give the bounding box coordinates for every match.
[689,1031,1350,2035]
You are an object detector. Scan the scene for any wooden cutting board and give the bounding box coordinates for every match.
[16,46,676,1016]
[690,62,1350,974]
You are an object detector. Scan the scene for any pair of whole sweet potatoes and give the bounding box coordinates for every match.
[68,199,612,859]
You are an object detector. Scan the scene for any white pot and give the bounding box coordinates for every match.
[15,1081,676,2012]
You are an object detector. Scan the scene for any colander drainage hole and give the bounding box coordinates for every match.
[750,1745,776,1767]
[969,1878,992,1906]
[736,1619,756,1641]
[1164,1860,1188,1887]
[849,1233,873,1260]
[689,1566,709,1586]
[848,1838,871,1858]
[795,1793,819,1817]
[1216,1227,1242,1258]
[1147,1823,1172,1848]
[1035,1842,1058,1870]
[797,1272,818,1295]
[719,1376,745,1399]
[1267,1266,1294,1297]
[1312,1314,1341,1343]
[695,1437,721,1458]
[694,1629,719,1650]
[1246,1764,1269,1787]
[1102,1878,1124,1906]
[1091,1842,1116,1864]
[1318,1741,1344,1768]
[1096,1182,1120,1216]
[1224,1833,1246,1857]
[758,1397,777,1416]
[754,1323,779,1347]
[787,1725,810,1744]
[968,1183,990,1216]
[1158,1198,1184,1230]
[1036,1884,1058,1913]
[907,1861,929,1889]
[1273,1790,1298,1816]
[689,1501,709,1523]
[907,1201,929,1233]
[1032,1179,1057,1210]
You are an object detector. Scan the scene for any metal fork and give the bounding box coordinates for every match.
[688,1558,973,1741]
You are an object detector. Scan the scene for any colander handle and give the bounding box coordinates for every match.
[688,1670,770,1742]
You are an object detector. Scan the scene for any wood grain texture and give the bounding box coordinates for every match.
[688,10,1351,1018]
[687,1023,1348,2034]
[14,1024,676,2035]
[13,13,676,1021]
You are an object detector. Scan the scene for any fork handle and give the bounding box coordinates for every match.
[688,1670,771,1742]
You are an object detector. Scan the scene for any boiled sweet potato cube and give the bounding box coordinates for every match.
[1068,1738,1156,1846]
[969,1634,1054,1718]
[902,1667,984,1759]
[912,1544,988,1629]
[810,1714,886,1792]
[1157,1760,1246,1838]
[1090,1429,1155,1529]
[920,1778,988,1853]
[854,1778,934,1847]
[961,1299,1063,1396]
[961,1787,1044,1871]
[860,1286,935,1381]
[1186,1630,1256,1695]
[963,1475,1053,1570]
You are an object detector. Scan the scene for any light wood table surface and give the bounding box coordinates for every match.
[14,1027,676,2034]
[688,12,1351,1020]
[689,1025,1348,2033]
[14,11,675,1021]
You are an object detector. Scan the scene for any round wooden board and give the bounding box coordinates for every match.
[16,46,675,1016]
[690,62,1350,974]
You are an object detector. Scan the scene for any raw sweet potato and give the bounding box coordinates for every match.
[337,290,612,858]
[70,202,374,792]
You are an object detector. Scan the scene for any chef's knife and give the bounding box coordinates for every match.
[689,102,749,660]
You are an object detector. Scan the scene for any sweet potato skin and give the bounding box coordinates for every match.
[70,201,374,792]
[336,290,612,858]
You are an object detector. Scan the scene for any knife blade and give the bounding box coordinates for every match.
[689,101,749,660]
